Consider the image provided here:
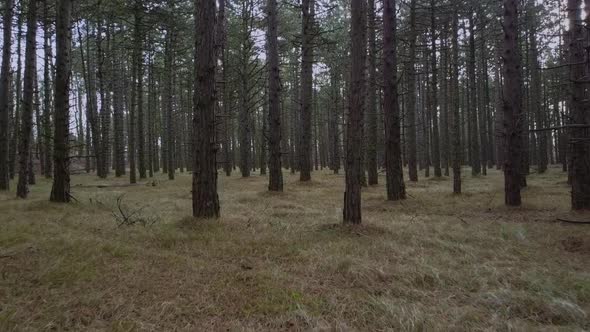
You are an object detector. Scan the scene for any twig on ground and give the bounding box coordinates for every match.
[557,218,590,225]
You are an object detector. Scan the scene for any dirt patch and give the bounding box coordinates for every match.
[561,236,590,254]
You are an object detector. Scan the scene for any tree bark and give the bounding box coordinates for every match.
[165,26,176,180]
[430,0,441,178]
[344,0,366,224]
[267,0,283,191]
[328,68,341,174]
[9,9,23,180]
[383,0,405,201]
[366,0,378,185]
[299,0,314,181]
[136,20,146,180]
[42,0,52,179]
[16,0,38,198]
[570,0,590,210]
[468,15,481,176]
[0,0,13,190]
[528,18,546,174]
[113,25,125,177]
[193,0,220,218]
[50,0,72,203]
[451,8,461,194]
[502,0,522,206]
[406,0,418,182]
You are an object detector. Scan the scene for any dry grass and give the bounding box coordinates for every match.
[0,166,589,331]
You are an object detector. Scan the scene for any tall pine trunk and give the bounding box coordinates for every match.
[9,10,23,180]
[569,0,590,209]
[299,0,314,181]
[42,0,52,178]
[430,0,441,177]
[344,0,366,224]
[366,0,378,185]
[192,0,220,218]
[267,0,283,191]
[450,8,461,194]
[468,15,480,176]
[406,0,418,182]
[0,0,13,190]
[16,0,38,198]
[502,0,522,206]
[50,0,72,203]
[383,0,405,201]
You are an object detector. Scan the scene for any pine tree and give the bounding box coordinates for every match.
[383,0,405,201]
[192,0,220,218]
[344,0,366,224]
[0,0,13,190]
[267,0,283,192]
[16,0,38,199]
[502,0,522,206]
[50,0,73,203]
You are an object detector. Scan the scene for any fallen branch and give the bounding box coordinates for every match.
[557,218,590,225]
[75,183,139,189]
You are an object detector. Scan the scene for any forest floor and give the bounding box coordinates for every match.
[1,166,589,331]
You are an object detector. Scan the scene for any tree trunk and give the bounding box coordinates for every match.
[570,0,590,210]
[113,25,125,177]
[50,0,72,203]
[383,0,405,201]
[441,26,450,176]
[136,25,146,180]
[260,93,267,175]
[502,0,522,206]
[406,0,418,182]
[0,0,13,190]
[299,0,314,181]
[344,0,366,224]
[166,41,177,179]
[9,10,23,180]
[96,10,110,179]
[450,8,461,194]
[42,0,52,179]
[290,58,299,174]
[328,68,341,174]
[267,0,283,191]
[192,0,220,218]
[147,45,154,178]
[468,15,481,176]
[16,0,38,198]
[366,0,378,185]
[85,22,102,178]
[215,0,231,177]
[528,21,546,174]
[430,0,441,178]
